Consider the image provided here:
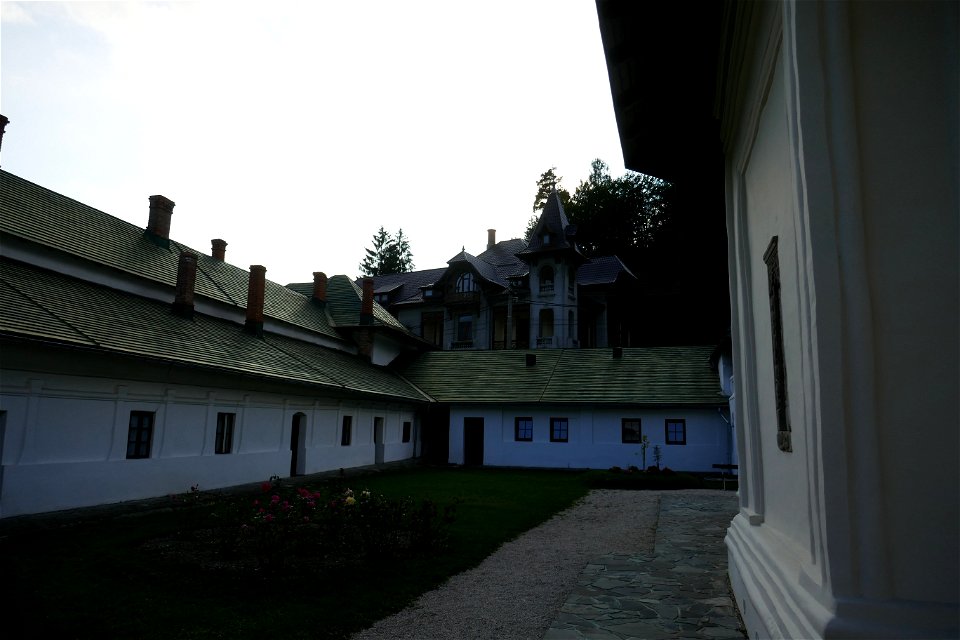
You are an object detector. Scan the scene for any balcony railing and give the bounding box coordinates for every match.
[536,336,554,347]
[538,284,555,294]
[451,340,474,350]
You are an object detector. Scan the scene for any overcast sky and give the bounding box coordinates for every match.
[1,1,625,285]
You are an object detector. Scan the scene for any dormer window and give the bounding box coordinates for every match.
[456,272,476,293]
[423,289,433,298]
[542,232,551,245]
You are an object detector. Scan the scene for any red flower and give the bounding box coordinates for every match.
[264,514,274,523]
[271,494,280,504]
[261,482,272,493]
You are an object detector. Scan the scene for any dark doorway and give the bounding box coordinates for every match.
[421,405,450,464]
[290,413,306,477]
[373,417,385,464]
[463,417,484,466]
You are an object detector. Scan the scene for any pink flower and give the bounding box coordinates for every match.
[271,494,280,504]
[264,514,274,523]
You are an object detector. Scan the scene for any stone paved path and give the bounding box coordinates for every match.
[544,492,744,640]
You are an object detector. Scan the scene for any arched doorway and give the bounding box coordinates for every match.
[290,413,307,477]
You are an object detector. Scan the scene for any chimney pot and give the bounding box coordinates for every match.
[245,265,267,336]
[172,252,198,318]
[147,195,175,244]
[487,229,496,251]
[313,272,328,305]
[0,114,9,157]
[613,346,623,359]
[526,353,536,367]
[360,277,374,324]
[211,239,227,261]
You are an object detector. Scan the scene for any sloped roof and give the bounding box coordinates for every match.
[447,249,507,287]
[0,258,429,402]
[0,170,341,341]
[519,190,581,256]
[324,275,412,331]
[401,345,724,405]
[577,255,637,286]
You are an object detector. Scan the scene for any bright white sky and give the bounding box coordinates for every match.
[1,0,625,284]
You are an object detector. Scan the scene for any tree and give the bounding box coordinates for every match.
[359,227,415,276]
[527,167,572,241]
[528,159,673,259]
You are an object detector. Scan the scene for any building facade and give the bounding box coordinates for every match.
[598,1,959,638]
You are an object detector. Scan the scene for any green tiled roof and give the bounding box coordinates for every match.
[401,346,725,406]
[0,170,341,341]
[324,275,411,332]
[0,258,429,402]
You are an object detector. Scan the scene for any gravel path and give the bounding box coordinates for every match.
[351,489,662,640]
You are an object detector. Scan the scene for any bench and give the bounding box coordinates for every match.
[712,463,739,490]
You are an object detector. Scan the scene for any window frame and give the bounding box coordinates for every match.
[514,417,533,442]
[456,313,473,342]
[621,418,641,443]
[126,411,154,459]
[539,265,555,292]
[764,236,792,452]
[341,415,353,446]
[215,412,235,454]
[455,272,475,293]
[665,419,686,445]
[550,417,569,443]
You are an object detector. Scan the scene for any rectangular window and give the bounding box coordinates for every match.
[402,421,412,443]
[457,314,473,342]
[341,415,352,446]
[665,419,686,445]
[621,418,641,443]
[515,417,533,442]
[215,412,235,454]
[422,311,444,347]
[764,236,792,452]
[126,411,154,459]
[550,417,568,443]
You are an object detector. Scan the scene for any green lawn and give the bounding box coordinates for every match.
[0,467,590,639]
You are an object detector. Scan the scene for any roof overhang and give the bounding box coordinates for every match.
[595,0,725,184]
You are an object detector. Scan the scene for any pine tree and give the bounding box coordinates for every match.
[359,227,415,276]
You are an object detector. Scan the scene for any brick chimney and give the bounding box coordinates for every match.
[0,114,9,158]
[245,265,267,336]
[360,277,374,325]
[211,239,227,261]
[146,195,175,246]
[172,252,198,318]
[312,272,328,305]
[487,229,496,251]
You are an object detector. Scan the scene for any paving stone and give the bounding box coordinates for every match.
[545,492,745,640]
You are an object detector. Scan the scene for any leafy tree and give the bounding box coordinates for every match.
[359,227,415,276]
[531,167,571,213]
[528,159,673,259]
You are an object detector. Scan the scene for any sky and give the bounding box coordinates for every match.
[1,0,625,285]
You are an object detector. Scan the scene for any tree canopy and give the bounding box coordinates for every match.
[528,160,673,260]
[359,227,415,277]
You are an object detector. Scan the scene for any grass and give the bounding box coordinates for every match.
[0,466,590,640]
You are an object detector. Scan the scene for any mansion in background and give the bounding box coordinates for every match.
[290,192,641,351]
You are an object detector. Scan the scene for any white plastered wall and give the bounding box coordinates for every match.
[0,370,418,518]
[723,1,959,638]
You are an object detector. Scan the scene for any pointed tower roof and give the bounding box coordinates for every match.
[518,189,586,264]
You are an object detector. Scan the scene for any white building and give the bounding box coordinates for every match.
[0,164,429,518]
[598,1,958,638]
